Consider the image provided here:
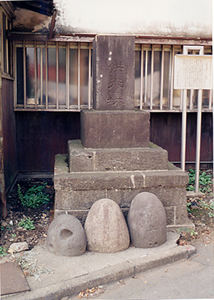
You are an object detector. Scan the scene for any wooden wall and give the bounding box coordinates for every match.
[16,112,80,173]
[15,111,212,173]
[2,78,17,191]
[150,112,213,167]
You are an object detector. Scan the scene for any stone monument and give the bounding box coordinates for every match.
[54,35,192,230]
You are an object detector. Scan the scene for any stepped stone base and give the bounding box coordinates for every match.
[68,140,168,172]
[54,143,193,230]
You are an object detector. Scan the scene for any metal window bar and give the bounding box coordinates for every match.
[88,43,92,109]
[77,44,81,110]
[23,41,27,109]
[160,46,164,110]
[34,42,37,109]
[40,46,43,106]
[144,49,148,107]
[56,42,59,109]
[169,45,174,110]
[150,45,154,110]
[66,43,70,109]
[140,44,144,110]
[45,42,48,109]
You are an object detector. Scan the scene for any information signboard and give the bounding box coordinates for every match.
[174,55,212,90]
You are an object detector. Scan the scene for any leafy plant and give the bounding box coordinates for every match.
[0,246,7,257]
[177,227,198,237]
[200,200,214,218]
[17,182,50,209]
[187,169,212,193]
[18,217,35,230]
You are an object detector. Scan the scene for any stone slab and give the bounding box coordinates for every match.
[81,110,150,148]
[55,186,187,211]
[4,233,196,300]
[0,262,30,296]
[54,170,188,192]
[93,35,135,110]
[68,140,168,172]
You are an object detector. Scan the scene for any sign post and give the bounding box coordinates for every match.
[174,50,213,193]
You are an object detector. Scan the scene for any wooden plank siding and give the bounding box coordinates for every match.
[150,112,213,168]
[2,78,17,191]
[16,111,80,172]
[15,111,213,173]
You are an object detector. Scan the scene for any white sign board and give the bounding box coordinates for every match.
[174,55,212,89]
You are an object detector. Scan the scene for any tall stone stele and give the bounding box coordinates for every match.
[54,35,192,231]
[81,35,150,149]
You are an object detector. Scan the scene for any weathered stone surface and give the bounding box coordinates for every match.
[46,214,86,256]
[55,169,188,192]
[84,199,130,253]
[81,110,150,148]
[8,242,28,253]
[54,152,191,229]
[54,210,89,225]
[68,140,168,172]
[93,35,135,110]
[127,192,167,248]
[55,189,106,210]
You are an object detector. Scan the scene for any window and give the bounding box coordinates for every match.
[134,44,212,111]
[15,41,212,112]
[15,42,92,110]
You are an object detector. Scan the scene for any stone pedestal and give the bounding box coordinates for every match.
[54,35,193,231]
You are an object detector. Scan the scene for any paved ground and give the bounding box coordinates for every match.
[69,236,214,300]
[1,232,196,300]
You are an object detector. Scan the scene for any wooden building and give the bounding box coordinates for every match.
[0,0,213,216]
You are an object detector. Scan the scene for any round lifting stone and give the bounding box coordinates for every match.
[127,192,167,248]
[46,214,86,256]
[85,198,130,253]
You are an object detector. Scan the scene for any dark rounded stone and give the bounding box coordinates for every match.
[46,214,86,256]
[127,192,167,248]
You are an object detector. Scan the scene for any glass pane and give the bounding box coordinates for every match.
[58,48,66,106]
[69,49,78,105]
[202,90,209,107]
[26,47,35,103]
[153,51,161,107]
[146,51,151,105]
[173,49,182,107]
[48,48,56,106]
[163,51,170,107]
[80,49,89,105]
[37,48,41,103]
[42,48,46,104]
[16,47,24,105]
[134,50,141,107]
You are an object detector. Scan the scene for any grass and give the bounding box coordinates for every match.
[17,182,50,209]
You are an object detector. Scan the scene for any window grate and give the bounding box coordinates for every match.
[14,41,213,112]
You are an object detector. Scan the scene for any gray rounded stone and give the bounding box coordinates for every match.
[127,192,167,248]
[46,214,86,256]
[85,198,130,253]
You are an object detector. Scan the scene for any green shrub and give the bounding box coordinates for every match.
[18,217,35,230]
[17,182,50,209]
[187,169,212,193]
[0,246,7,257]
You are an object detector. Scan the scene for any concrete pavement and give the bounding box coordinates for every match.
[77,239,214,299]
[1,232,196,300]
